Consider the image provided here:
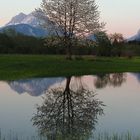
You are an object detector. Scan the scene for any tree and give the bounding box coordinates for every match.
[109,33,124,56]
[37,0,104,59]
[0,33,14,53]
[94,31,112,56]
[109,33,124,45]
[32,77,104,140]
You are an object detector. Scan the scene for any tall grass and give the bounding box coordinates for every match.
[0,131,140,140]
[93,132,140,140]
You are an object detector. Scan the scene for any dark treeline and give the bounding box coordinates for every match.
[94,41,140,57]
[0,31,140,56]
[0,32,94,55]
[0,33,48,54]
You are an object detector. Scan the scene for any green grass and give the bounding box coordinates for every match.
[0,55,140,80]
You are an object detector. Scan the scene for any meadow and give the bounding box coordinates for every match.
[0,55,140,80]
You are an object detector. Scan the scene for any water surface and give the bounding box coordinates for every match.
[0,73,140,139]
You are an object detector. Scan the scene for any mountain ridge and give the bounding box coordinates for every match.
[6,12,27,26]
[9,78,64,96]
[0,11,54,37]
[2,11,63,37]
[3,11,140,40]
[6,11,48,27]
[0,23,50,37]
[127,30,140,41]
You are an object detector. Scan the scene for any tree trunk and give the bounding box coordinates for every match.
[66,40,72,60]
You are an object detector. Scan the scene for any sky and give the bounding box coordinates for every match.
[0,0,140,37]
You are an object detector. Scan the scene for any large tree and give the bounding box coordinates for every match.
[37,0,104,59]
[32,77,104,139]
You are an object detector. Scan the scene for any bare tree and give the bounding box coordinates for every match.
[109,33,124,45]
[37,0,104,59]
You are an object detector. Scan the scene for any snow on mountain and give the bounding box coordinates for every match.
[127,29,140,41]
[6,11,48,27]
[6,13,27,26]
[21,13,40,27]
[3,11,63,37]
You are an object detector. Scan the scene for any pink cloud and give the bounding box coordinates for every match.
[0,18,9,27]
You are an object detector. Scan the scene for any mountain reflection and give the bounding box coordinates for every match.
[32,77,104,140]
[8,78,63,96]
[133,73,140,83]
[94,73,127,89]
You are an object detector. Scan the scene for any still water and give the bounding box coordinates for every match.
[0,73,140,139]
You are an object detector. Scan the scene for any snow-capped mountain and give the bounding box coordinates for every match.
[0,24,50,37]
[1,11,61,37]
[6,13,27,26]
[6,11,48,27]
[127,29,140,41]
[133,73,140,83]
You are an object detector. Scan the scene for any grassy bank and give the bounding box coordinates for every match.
[0,55,140,80]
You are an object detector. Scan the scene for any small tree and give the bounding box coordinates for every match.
[94,31,112,56]
[109,33,124,45]
[109,33,124,56]
[37,0,104,59]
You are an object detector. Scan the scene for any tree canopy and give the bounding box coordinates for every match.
[37,0,104,58]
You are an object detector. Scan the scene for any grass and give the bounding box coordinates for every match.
[0,55,140,80]
[0,131,140,140]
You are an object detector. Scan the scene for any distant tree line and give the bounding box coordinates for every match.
[0,32,94,55]
[0,31,140,57]
[92,32,140,58]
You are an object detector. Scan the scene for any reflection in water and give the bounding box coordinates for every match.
[32,77,104,140]
[94,73,127,89]
[8,73,127,97]
[1,73,140,138]
[133,73,140,83]
[8,78,63,96]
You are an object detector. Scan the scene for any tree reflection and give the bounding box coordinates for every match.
[32,76,104,140]
[94,73,127,89]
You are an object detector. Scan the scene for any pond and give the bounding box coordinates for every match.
[0,73,140,139]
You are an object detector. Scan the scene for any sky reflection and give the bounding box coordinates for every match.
[0,73,140,136]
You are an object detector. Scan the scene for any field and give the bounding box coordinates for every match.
[0,55,140,80]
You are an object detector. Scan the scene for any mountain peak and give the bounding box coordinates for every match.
[2,11,62,37]
[127,29,140,41]
[5,11,51,28]
[6,12,27,26]
[137,29,140,35]
[18,12,27,16]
